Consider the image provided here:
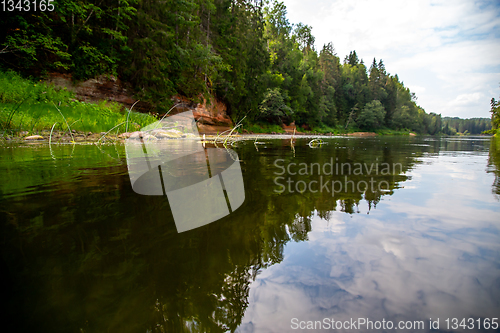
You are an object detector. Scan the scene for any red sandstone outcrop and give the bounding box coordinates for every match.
[47,73,151,111]
[170,96,233,133]
[282,122,297,134]
[46,74,234,133]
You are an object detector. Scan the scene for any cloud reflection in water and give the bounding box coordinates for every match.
[238,152,500,333]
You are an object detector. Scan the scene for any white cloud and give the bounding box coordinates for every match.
[449,92,485,107]
[281,0,500,118]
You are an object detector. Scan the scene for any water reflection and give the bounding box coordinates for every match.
[240,137,500,332]
[0,137,499,332]
[488,136,500,197]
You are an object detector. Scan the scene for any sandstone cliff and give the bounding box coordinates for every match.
[47,74,233,133]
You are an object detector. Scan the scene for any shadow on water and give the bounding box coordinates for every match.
[0,136,497,332]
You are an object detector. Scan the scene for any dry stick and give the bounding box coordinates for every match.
[223,123,243,147]
[308,139,324,148]
[254,139,259,151]
[97,122,128,144]
[152,103,181,130]
[218,116,246,147]
[49,122,57,146]
[52,102,75,142]
[224,116,247,146]
[70,141,76,158]
[99,121,141,144]
[112,141,122,161]
[214,128,232,144]
[213,129,231,148]
[49,122,58,161]
[58,120,81,140]
[57,120,79,143]
[95,141,123,162]
[214,116,247,144]
[125,100,140,133]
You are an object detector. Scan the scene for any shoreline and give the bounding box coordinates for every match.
[0,129,460,145]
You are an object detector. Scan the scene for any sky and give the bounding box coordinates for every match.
[280,0,500,118]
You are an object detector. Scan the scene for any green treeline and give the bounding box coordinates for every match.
[489,95,500,135]
[442,117,492,135]
[0,0,487,134]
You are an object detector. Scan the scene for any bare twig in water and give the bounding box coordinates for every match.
[254,136,260,151]
[152,103,182,130]
[126,100,140,133]
[49,122,57,146]
[223,123,244,147]
[220,116,246,147]
[308,139,324,148]
[52,102,75,142]
[97,122,127,144]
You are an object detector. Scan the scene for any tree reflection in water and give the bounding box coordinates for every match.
[0,136,494,332]
[488,136,500,197]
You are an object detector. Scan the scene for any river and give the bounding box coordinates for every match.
[1,136,499,332]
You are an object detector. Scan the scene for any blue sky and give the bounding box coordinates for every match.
[281,0,500,118]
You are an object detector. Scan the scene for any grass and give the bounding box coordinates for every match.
[306,124,345,134]
[0,70,157,137]
[0,69,74,104]
[242,122,285,134]
[310,125,416,136]
[374,128,415,135]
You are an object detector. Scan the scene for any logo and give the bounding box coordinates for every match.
[125,111,245,233]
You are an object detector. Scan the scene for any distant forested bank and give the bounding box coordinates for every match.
[0,0,496,135]
[442,117,492,135]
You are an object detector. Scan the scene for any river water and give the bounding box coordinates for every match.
[1,136,499,332]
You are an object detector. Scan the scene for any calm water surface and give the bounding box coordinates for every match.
[1,136,500,333]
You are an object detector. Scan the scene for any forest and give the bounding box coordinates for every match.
[488,97,500,135]
[0,0,494,134]
[442,117,492,135]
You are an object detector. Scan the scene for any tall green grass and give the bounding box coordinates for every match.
[0,70,75,104]
[242,122,285,134]
[0,70,156,135]
[374,128,415,135]
[306,124,345,134]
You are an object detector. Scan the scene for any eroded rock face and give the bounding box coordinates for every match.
[47,74,234,133]
[47,73,150,111]
[282,122,297,134]
[170,96,233,133]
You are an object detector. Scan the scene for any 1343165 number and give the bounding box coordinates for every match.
[445,318,499,330]
[1,0,55,11]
